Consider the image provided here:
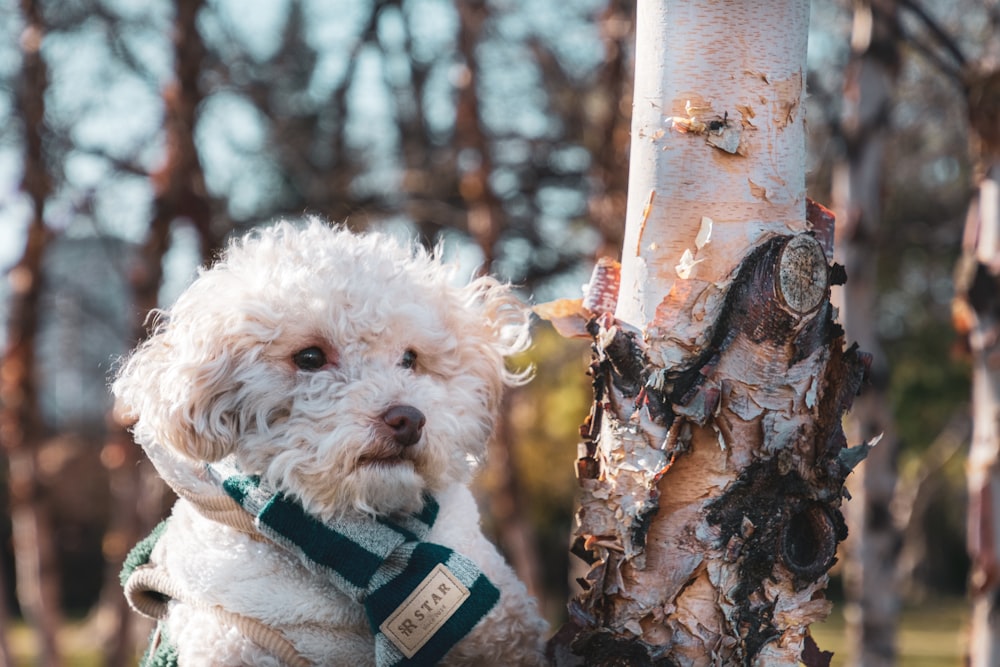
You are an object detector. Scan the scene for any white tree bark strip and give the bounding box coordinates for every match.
[962,155,1000,667]
[618,0,810,370]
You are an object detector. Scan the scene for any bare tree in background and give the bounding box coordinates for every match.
[532,0,634,259]
[97,0,221,663]
[956,50,1000,667]
[1,1,62,665]
[828,0,1000,662]
[452,0,546,599]
[831,1,902,665]
[546,1,871,664]
[584,0,633,260]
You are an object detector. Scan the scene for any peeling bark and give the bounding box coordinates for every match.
[562,226,867,666]
[546,2,868,664]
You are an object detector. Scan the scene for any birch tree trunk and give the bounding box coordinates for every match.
[957,68,1000,667]
[831,2,901,665]
[548,2,870,664]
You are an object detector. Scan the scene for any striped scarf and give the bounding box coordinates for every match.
[216,469,500,666]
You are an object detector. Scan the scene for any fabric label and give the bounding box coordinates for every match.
[380,563,471,658]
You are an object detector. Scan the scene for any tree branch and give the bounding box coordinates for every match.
[897,0,967,68]
[891,0,967,87]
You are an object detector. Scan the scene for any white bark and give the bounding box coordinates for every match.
[618,0,810,362]
[964,159,1000,667]
[955,65,1000,667]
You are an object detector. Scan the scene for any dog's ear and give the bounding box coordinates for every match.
[112,323,240,463]
[460,276,533,412]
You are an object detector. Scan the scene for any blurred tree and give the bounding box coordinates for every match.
[97,1,223,664]
[548,1,868,664]
[581,0,632,260]
[531,0,634,260]
[814,0,1000,662]
[955,35,1000,667]
[1,1,62,665]
[102,0,218,667]
[451,0,544,598]
[185,0,608,287]
[831,1,902,665]
[803,0,992,611]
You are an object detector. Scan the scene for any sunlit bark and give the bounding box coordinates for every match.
[549,2,869,664]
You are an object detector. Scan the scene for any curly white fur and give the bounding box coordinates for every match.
[113,220,548,666]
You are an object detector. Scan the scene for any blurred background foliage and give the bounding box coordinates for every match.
[0,0,992,663]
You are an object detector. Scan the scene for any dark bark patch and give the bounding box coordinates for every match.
[802,634,834,667]
[571,631,680,667]
[815,342,872,474]
[706,458,848,662]
[781,502,838,580]
[587,316,648,398]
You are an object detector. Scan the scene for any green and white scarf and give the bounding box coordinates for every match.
[215,467,500,666]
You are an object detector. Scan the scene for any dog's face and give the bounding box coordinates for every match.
[113,221,530,519]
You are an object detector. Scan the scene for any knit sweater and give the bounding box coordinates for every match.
[123,456,500,666]
[218,470,500,665]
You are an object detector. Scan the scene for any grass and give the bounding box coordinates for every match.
[8,621,107,667]
[810,598,968,666]
[7,598,969,665]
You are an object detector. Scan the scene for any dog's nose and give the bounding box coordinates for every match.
[380,405,426,447]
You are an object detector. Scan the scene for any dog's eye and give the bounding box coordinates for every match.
[400,349,418,370]
[293,347,328,371]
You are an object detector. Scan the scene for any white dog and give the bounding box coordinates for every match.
[113,220,549,666]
